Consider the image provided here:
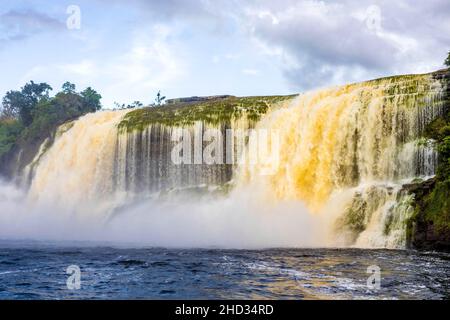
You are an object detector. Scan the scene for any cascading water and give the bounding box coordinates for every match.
[236,73,446,248]
[27,110,130,215]
[20,72,447,248]
[114,117,252,195]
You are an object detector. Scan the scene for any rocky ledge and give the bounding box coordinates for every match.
[404,178,450,251]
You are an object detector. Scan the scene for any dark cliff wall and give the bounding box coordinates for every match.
[407,68,450,250]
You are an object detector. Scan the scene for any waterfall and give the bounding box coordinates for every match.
[27,110,130,215]
[22,72,447,248]
[235,73,446,247]
[113,117,252,195]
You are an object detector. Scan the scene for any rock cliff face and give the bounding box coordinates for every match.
[114,95,295,193]
[0,117,75,182]
[403,178,450,250]
[403,69,450,250]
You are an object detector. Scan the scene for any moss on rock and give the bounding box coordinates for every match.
[407,68,450,250]
[117,95,296,133]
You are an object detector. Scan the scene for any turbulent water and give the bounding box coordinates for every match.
[0,241,448,299]
[0,72,448,250]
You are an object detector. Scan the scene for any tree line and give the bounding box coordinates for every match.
[0,81,102,161]
[1,81,101,124]
[113,90,166,110]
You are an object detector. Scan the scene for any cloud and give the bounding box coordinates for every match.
[15,24,185,107]
[59,60,96,76]
[242,68,260,76]
[212,53,240,64]
[0,9,64,46]
[4,0,450,103]
[17,65,48,87]
[121,0,450,91]
[116,0,230,21]
[235,0,450,90]
[103,24,185,104]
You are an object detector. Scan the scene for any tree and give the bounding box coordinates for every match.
[1,81,52,126]
[21,81,52,103]
[0,118,23,159]
[1,80,103,164]
[445,51,450,67]
[80,87,102,111]
[62,82,76,94]
[131,101,143,108]
[53,92,85,113]
[21,81,53,126]
[1,91,25,120]
[113,101,143,109]
[155,90,166,106]
[114,102,124,109]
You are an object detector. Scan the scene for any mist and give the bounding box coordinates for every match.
[0,180,326,248]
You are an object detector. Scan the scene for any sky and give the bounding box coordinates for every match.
[0,0,449,108]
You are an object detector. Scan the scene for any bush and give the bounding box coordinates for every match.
[0,119,23,159]
[423,180,450,232]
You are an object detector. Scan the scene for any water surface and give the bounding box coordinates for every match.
[0,240,448,299]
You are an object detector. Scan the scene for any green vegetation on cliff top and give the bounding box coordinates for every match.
[0,81,102,166]
[117,95,296,132]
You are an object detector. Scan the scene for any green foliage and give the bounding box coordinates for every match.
[22,93,84,141]
[436,137,450,180]
[114,101,142,109]
[0,81,102,165]
[418,90,450,232]
[339,195,367,234]
[0,119,23,159]
[422,180,450,232]
[438,136,450,159]
[118,95,296,132]
[132,101,143,108]
[62,82,76,94]
[424,117,448,141]
[2,81,52,126]
[154,90,166,106]
[445,51,450,67]
[1,91,24,119]
[80,87,102,111]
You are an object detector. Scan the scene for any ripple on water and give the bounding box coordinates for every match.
[0,244,448,299]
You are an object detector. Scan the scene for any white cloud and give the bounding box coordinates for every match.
[17,65,48,87]
[5,0,450,102]
[131,0,450,90]
[15,24,185,107]
[256,10,279,25]
[231,0,450,90]
[0,9,64,46]
[242,68,259,76]
[102,24,185,105]
[212,53,240,64]
[59,60,96,76]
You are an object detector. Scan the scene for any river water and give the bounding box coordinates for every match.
[0,240,448,300]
